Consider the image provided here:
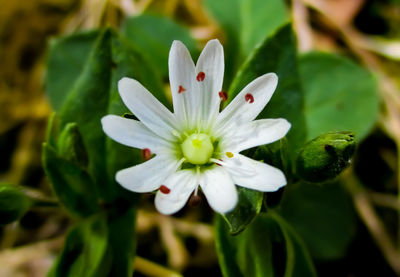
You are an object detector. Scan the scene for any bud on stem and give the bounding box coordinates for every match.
[295,132,356,182]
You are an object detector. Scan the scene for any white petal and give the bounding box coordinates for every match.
[195,39,224,129]
[223,153,286,192]
[155,169,198,215]
[101,115,172,154]
[116,154,180,193]
[168,40,197,128]
[215,73,278,135]
[221,119,291,153]
[118,77,178,141]
[199,166,238,214]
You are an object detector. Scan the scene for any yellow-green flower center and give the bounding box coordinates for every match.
[181,133,214,165]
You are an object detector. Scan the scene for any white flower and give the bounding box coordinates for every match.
[101,39,291,215]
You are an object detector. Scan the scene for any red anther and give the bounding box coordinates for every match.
[159,185,171,194]
[245,93,254,103]
[196,71,205,82]
[218,91,228,101]
[178,85,186,93]
[142,148,152,160]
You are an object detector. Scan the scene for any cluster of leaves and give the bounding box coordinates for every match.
[205,1,378,275]
[1,0,381,276]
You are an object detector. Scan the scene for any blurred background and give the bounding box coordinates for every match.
[1,0,400,276]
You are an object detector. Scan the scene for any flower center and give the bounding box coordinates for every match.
[181,133,214,165]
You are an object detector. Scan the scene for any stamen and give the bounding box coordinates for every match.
[159,185,171,194]
[178,85,186,93]
[245,93,254,103]
[142,148,151,160]
[196,71,205,82]
[226,152,234,158]
[219,91,228,101]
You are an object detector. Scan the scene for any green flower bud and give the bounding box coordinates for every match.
[296,132,356,182]
[0,184,32,225]
[58,123,89,168]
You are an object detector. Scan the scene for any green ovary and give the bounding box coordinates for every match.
[181,133,214,165]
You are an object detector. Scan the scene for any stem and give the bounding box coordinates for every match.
[32,199,59,208]
[343,170,400,275]
[134,256,183,277]
[368,191,400,211]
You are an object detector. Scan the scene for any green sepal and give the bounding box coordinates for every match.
[221,187,263,235]
[0,184,32,225]
[295,132,356,182]
[42,143,99,218]
[58,123,89,169]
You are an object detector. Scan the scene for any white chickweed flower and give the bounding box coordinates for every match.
[101,39,291,214]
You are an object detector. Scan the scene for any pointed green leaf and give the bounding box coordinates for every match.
[58,29,113,199]
[46,31,100,110]
[51,29,167,202]
[0,184,32,225]
[221,187,263,235]
[43,143,99,217]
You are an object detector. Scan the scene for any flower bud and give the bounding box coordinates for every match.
[295,132,356,182]
[0,184,32,225]
[57,123,89,168]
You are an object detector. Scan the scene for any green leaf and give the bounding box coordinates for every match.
[299,52,379,141]
[204,0,289,85]
[204,0,242,85]
[46,31,100,110]
[215,212,317,277]
[54,29,166,202]
[43,143,99,217]
[229,23,307,160]
[240,0,288,55]
[271,213,318,277]
[279,181,357,260]
[0,184,32,225]
[58,29,113,199]
[121,14,197,78]
[49,215,109,277]
[215,215,245,277]
[106,204,136,276]
[295,132,356,182]
[57,123,89,169]
[221,187,263,235]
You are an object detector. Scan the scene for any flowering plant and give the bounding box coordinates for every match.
[102,40,290,214]
[1,1,384,276]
